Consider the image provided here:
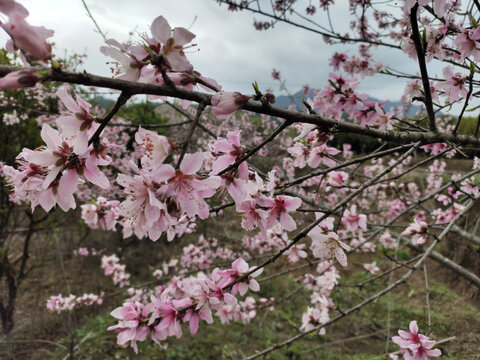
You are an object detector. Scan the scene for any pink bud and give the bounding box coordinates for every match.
[211,91,249,119]
[0,70,39,89]
[264,92,275,104]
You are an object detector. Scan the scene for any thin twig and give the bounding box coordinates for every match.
[176,102,206,169]
[423,263,431,335]
[88,91,131,146]
[218,120,291,176]
[81,0,108,42]
[454,70,474,135]
[409,4,437,132]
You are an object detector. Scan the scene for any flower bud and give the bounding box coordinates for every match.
[0,70,39,89]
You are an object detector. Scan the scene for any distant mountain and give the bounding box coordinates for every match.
[274,89,423,118]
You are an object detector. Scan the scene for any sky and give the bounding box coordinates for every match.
[4,0,452,103]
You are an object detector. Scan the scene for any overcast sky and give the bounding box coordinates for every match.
[6,1,452,103]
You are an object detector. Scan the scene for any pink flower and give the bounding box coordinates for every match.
[135,127,172,170]
[271,68,280,80]
[392,321,441,359]
[329,52,347,71]
[380,231,397,249]
[342,205,367,233]
[0,70,39,89]
[285,244,308,264]
[182,305,213,335]
[149,297,190,339]
[117,163,172,240]
[237,198,268,233]
[56,89,96,154]
[150,15,196,71]
[2,12,53,60]
[454,27,480,61]
[409,339,442,359]
[207,275,237,308]
[100,39,146,82]
[309,229,350,267]
[461,176,479,197]
[21,124,110,212]
[287,142,309,168]
[392,321,429,349]
[227,258,263,296]
[363,261,379,275]
[327,171,349,187]
[307,144,340,168]
[108,301,153,354]
[211,130,248,179]
[438,66,468,103]
[300,306,329,334]
[211,91,250,119]
[401,219,428,245]
[263,195,302,231]
[373,103,394,130]
[422,143,447,156]
[155,152,221,219]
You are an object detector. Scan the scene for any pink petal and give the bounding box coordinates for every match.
[224,293,237,305]
[56,115,80,136]
[189,313,199,334]
[248,279,260,292]
[280,212,297,231]
[426,349,442,357]
[57,89,80,113]
[238,282,248,296]
[212,154,235,175]
[199,307,213,324]
[41,124,61,150]
[226,130,242,146]
[100,45,131,64]
[409,320,418,334]
[42,165,61,189]
[285,196,302,211]
[57,170,81,211]
[232,258,249,273]
[38,188,55,212]
[84,157,110,189]
[151,16,171,44]
[334,247,348,267]
[145,203,160,226]
[180,152,204,175]
[213,139,233,153]
[151,164,175,181]
[172,27,195,46]
[73,131,89,155]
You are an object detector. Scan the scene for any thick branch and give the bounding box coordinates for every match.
[2,66,480,146]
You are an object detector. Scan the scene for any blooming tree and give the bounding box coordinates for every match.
[3,0,480,358]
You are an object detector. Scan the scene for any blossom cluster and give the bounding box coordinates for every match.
[392,321,441,359]
[3,90,112,212]
[101,254,131,288]
[46,292,104,313]
[108,258,262,353]
[81,196,121,231]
